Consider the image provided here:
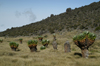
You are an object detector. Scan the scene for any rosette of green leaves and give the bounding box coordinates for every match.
[33,40,38,45]
[27,40,38,46]
[38,36,43,39]
[40,46,46,50]
[47,40,50,44]
[42,40,49,45]
[9,42,15,46]
[73,35,78,41]
[77,33,86,41]
[0,39,3,42]
[83,31,89,36]
[88,32,96,40]
[53,33,56,37]
[15,43,19,47]
[73,31,96,41]
[42,40,46,45]
[19,38,23,41]
[27,40,33,46]
[9,42,19,47]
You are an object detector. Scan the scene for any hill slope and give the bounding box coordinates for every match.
[0,1,100,36]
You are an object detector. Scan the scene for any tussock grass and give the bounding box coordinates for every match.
[0,30,100,66]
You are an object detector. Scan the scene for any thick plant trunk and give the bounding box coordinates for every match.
[39,38,43,41]
[40,39,42,41]
[11,47,16,51]
[0,41,3,43]
[12,48,16,51]
[30,46,37,52]
[44,44,48,47]
[81,38,89,58]
[81,48,89,58]
[20,40,22,44]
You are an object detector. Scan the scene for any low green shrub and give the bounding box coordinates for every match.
[40,46,46,50]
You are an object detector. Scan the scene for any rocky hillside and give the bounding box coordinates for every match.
[0,1,100,36]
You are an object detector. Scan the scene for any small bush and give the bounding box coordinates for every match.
[40,46,46,50]
[0,39,3,43]
[19,38,23,40]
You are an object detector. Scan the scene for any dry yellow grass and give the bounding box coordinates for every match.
[0,30,100,66]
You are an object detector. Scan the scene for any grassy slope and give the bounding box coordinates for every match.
[0,30,100,66]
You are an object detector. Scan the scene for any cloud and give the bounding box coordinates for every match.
[15,9,36,22]
[0,24,5,27]
[15,11,21,18]
[23,9,36,21]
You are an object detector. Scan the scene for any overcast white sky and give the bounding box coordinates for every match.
[0,0,100,32]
